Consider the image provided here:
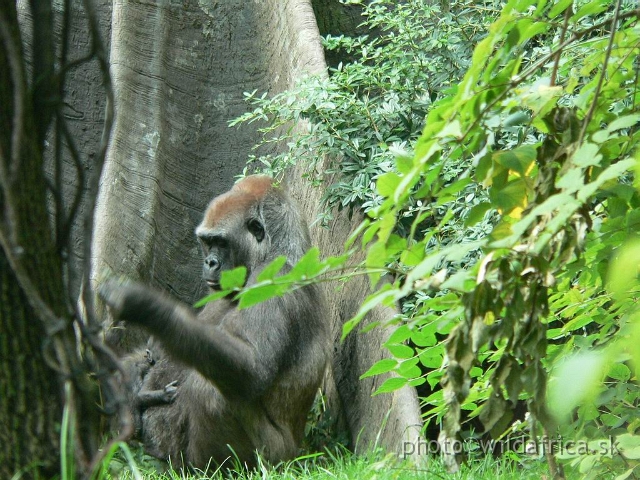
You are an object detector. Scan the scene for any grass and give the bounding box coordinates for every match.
[101,446,553,480]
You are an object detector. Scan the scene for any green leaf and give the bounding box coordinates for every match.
[505,21,521,49]
[578,158,636,202]
[237,283,285,309]
[561,314,595,334]
[395,154,413,174]
[366,239,389,271]
[257,256,288,282]
[361,221,381,248]
[377,171,402,197]
[400,243,425,267]
[503,111,531,127]
[419,351,443,368]
[404,242,482,291]
[386,234,407,258]
[386,344,414,359]
[556,167,584,193]
[578,455,598,474]
[377,211,398,244]
[193,290,229,308]
[607,114,640,133]
[615,468,636,480]
[617,434,640,460]
[547,352,608,422]
[289,247,323,279]
[489,178,528,214]
[520,83,562,116]
[397,362,422,379]
[572,0,610,22]
[521,21,549,42]
[325,253,350,269]
[573,142,601,167]
[373,377,408,396]
[411,330,438,348]
[548,0,573,18]
[435,119,462,139]
[601,413,624,428]
[608,363,631,382]
[441,270,474,292]
[577,403,600,423]
[476,152,494,185]
[360,358,397,379]
[464,202,493,227]
[437,177,472,198]
[387,324,412,344]
[220,266,247,290]
[408,377,426,387]
[342,284,397,339]
[607,239,640,301]
[345,220,369,250]
[492,145,536,176]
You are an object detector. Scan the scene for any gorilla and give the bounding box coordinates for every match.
[101,175,328,469]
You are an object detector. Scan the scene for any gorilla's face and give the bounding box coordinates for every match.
[196,188,267,291]
[197,220,264,290]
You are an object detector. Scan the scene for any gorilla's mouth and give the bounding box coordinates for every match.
[206,280,220,290]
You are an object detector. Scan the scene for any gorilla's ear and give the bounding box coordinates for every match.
[247,218,265,242]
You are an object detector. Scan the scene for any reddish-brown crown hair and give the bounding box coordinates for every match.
[201,176,274,228]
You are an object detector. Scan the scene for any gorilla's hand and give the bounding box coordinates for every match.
[99,277,134,319]
[99,278,174,329]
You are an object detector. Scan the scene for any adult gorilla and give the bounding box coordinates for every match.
[101,176,329,469]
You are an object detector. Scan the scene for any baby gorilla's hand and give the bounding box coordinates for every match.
[162,381,179,403]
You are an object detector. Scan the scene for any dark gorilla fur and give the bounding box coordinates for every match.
[101,176,329,470]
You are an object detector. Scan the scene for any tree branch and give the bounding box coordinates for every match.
[550,6,572,87]
[0,8,25,247]
[29,0,56,146]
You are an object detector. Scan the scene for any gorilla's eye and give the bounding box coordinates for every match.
[247,219,265,242]
[199,234,228,250]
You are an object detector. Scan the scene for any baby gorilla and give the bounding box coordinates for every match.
[118,341,178,438]
[101,176,328,470]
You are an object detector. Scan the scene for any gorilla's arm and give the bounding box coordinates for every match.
[100,280,287,400]
[137,381,178,407]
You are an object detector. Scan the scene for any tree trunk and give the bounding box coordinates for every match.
[1,1,110,477]
[0,4,63,476]
[91,0,423,460]
[289,164,424,455]
[0,257,61,478]
[311,0,370,67]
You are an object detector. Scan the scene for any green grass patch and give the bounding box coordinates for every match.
[102,447,551,480]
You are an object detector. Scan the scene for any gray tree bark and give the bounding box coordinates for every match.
[90,0,423,459]
[2,1,113,476]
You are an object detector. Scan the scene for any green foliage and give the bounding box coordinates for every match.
[232,0,501,228]
[302,392,349,454]
[545,227,640,478]
[349,0,640,476]
[227,0,640,477]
